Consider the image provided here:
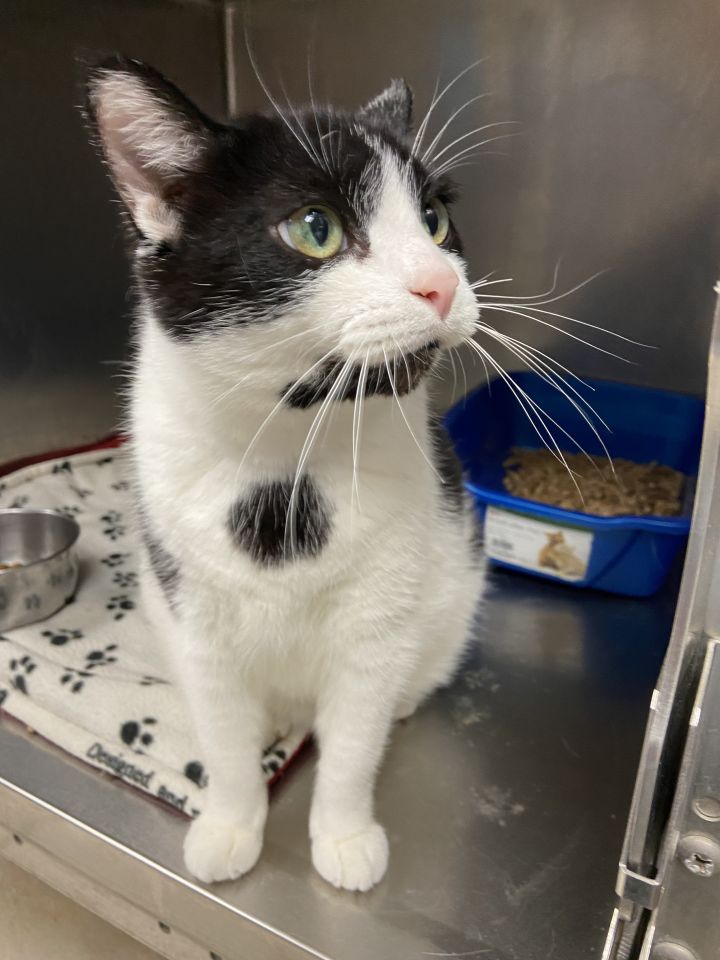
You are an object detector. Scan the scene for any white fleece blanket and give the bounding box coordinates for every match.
[0,448,304,817]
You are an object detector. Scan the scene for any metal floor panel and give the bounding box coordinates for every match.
[0,566,678,960]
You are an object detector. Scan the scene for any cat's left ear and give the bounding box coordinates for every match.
[84,55,216,245]
[357,79,413,136]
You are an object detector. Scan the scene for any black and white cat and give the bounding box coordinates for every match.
[86,55,484,892]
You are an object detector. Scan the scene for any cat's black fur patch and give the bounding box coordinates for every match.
[428,418,466,513]
[228,477,331,565]
[283,343,439,409]
[84,57,460,342]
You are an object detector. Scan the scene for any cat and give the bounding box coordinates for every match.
[85,54,484,892]
[538,531,585,578]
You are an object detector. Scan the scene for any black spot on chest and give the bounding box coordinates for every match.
[228,476,331,565]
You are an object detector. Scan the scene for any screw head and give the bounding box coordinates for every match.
[677,833,720,878]
[651,941,699,960]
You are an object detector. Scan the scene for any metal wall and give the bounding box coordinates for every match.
[0,0,226,459]
[3,0,720,459]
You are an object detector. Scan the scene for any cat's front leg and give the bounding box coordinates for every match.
[309,643,410,892]
[172,608,268,883]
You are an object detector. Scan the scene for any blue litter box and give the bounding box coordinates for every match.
[446,372,705,597]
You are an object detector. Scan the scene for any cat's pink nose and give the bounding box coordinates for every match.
[409,267,459,320]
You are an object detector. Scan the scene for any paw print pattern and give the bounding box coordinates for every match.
[9,655,36,694]
[101,511,126,540]
[96,456,115,466]
[60,666,94,694]
[84,644,118,668]
[106,595,135,620]
[111,480,130,491]
[42,627,83,646]
[69,485,93,500]
[0,689,7,707]
[120,716,157,752]
[112,571,138,589]
[101,552,130,568]
[184,760,208,788]
[139,674,169,686]
[262,742,288,776]
[54,505,82,520]
[52,461,73,475]
[8,495,29,509]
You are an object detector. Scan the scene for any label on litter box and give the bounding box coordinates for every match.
[484,507,593,581]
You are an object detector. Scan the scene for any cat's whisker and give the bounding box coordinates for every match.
[383,346,442,481]
[430,133,522,177]
[463,339,575,459]
[477,303,636,362]
[351,352,371,511]
[305,38,334,176]
[450,347,468,396]
[278,77,327,173]
[474,321,592,389]
[474,324,613,470]
[234,347,340,473]
[470,277,514,290]
[410,59,485,159]
[244,30,322,171]
[463,337,585,501]
[432,153,511,177]
[452,345,470,398]
[411,76,439,162]
[472,261,563,299]
[285,354,357,558]
[492,302,651,348]
[446,345,459,399]
[208,324,331,410]
[425,121,520,167]
[419,93,490,164]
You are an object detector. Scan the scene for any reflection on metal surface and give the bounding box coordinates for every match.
[606,288,720,958]
[0,564,676,960]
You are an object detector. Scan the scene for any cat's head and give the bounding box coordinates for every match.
[85,56,479,406]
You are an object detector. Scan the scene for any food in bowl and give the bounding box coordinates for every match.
[502,447,685,517]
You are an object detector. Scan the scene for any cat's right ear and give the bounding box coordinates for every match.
[84,55,215,245]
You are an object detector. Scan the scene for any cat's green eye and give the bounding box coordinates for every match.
[278,205,346,259]
[423,198,450,245]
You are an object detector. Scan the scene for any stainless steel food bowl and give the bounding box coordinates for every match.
[0,509,80,632]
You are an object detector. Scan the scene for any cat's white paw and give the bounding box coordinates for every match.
[311,823,389,892]
[183,813,264,883]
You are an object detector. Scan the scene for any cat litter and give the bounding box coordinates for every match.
[0,447,305,816]
[502,447,685,517]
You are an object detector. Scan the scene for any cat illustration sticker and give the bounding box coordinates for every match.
[484,507,593,581]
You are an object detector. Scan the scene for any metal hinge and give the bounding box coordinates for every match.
[616,863,662,910]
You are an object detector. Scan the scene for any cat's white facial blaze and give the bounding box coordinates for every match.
[288,153,478,366]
